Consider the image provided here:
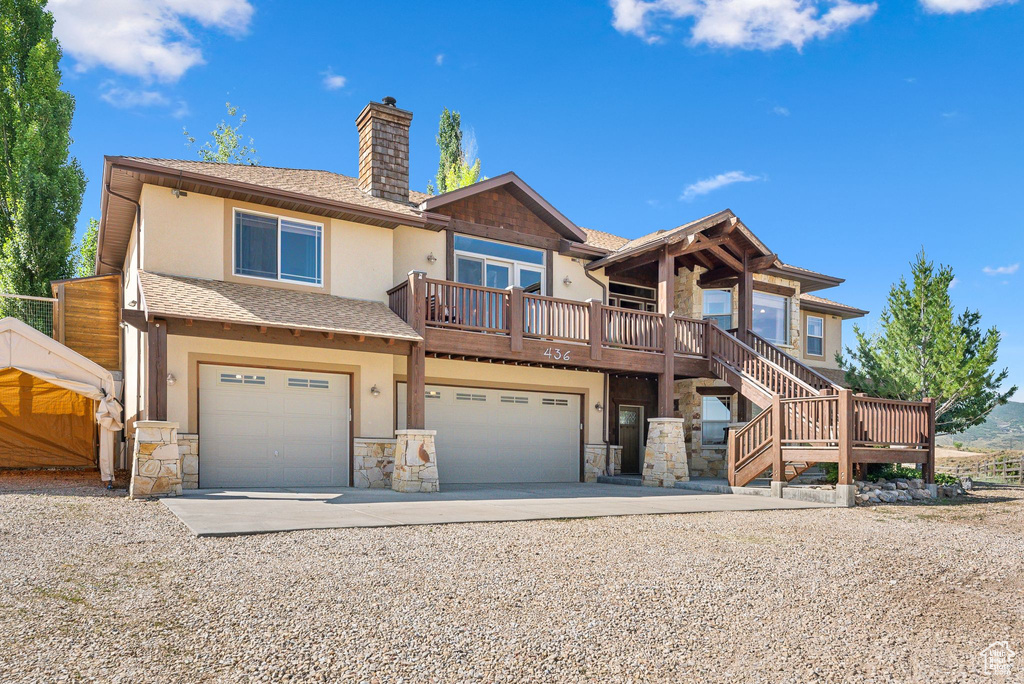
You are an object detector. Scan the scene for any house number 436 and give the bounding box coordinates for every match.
[543,348,571,361]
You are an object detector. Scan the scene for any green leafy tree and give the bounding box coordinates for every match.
[838,250,1016,434]
[0,0,86,296]
[183,102,259,165]
[427,107,481,194]
[75,218,98,278]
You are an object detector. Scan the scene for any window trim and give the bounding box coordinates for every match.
[701,395,733,448]
[454,235,546,292]
[232,207,325,288]
[806,314,825,358]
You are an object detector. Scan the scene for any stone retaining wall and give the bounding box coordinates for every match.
[177,433,199,489]
[353,438,396,488]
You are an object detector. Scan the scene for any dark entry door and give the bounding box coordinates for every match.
[618,405,643,474]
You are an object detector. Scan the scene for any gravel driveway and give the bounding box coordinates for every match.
[1,471,1022,683]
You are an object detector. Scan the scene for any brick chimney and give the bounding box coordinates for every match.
[356,96,413,203]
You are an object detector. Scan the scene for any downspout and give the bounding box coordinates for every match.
[106,183,143,432]
[583,263,614,476]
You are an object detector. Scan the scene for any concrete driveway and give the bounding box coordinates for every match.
[161,482,830,537]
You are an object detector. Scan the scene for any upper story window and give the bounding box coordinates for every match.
[702,289,732,329]
[234,210,323,286]
[753,292,789,344]
[806,315,824,357]
[454,235,544,292]
[609,282,656,312]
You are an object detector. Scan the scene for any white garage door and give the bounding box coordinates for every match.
[398,383,581,484]
[199,365,350,488]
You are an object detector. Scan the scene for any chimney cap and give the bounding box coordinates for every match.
[382,96,397,107]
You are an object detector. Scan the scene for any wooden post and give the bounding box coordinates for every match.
[772,394,784,482]
[735,253,753,424]
[925,396,936,485]
[727,428,736,486]
[509,287,524,352]
[838,388,854,485]
[146,318,167,421]
[406,271,427,430]
[588,299,603,360]
[704,318,715,361]
[54,283,66,343]
[657,246,675,417]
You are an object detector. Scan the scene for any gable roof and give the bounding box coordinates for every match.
[418,172,588,243]
[137,271,422,341]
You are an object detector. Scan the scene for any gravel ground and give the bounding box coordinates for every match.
[1,471,1022,683]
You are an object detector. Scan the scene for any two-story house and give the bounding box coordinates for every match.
[99,97,928,496]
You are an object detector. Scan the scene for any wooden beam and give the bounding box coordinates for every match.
[184,318,193,327]
[838,389,853,484]
[321,331,333,340]
[698,265,736,287]
[222,322,231,331]
[121,308,148,332]
[162,318,415,355]
[658,246,675,417]
[406,272,427,430]
[450,218,561,252]
[706,244,743,273]
[259,326,268,334]
[748,254,778,272]
[291,329,301,337]
[146,318,168,421]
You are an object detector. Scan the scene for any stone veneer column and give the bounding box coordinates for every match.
[642,418,689,488]
[177,433,199,489]
[129,420,182,499]
[391,429,439,493]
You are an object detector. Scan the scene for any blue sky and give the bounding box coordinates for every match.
[49,0,1022,391]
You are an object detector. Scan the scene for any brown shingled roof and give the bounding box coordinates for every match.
[800,293,868,318]
[117,157,431,219]
[138,271,421,340]
[581,227,628,251]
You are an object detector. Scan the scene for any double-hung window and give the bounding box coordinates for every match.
[234,210,323,286]
[702,289,733,329]
[752,292,789,345]
[806,315,824,357]
[453,235,545,292]
[701,396,732,446]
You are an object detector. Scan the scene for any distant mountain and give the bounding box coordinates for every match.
[937,401,1024,451]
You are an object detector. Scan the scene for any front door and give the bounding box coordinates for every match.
[618,405,643,474]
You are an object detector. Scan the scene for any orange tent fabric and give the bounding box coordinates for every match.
[0,368,95,468]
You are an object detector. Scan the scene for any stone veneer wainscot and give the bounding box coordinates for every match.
[353,438,396,488]
[391,429,439,493]
[129,421,182,499]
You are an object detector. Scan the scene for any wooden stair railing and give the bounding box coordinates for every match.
[736,329,840,395]
[707,323,819,405]
[728,406,775,486]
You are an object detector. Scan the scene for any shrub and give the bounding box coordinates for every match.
[867,464,925,482]
[821,463,838,484]
[935,473,958,486]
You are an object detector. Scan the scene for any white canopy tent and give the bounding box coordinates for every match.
[0,317,122,481]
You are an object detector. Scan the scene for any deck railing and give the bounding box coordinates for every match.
[852,395,931,448]
[389,277,713,358]
[601,307,664,352]
[523,293,590,343]
[0,293,57,337]
[780,395,840,446]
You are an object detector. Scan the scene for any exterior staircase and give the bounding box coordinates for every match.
[708,323,935,489]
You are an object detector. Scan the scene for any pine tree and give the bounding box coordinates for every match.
[839,250,1016,434]
[0,0,86,296]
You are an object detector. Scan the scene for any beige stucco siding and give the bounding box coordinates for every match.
[393,356,604,444]
[553,254,608,303]
[140,185,225,279]
[165,335,396,438]
[393,225,446,284]
[329,218,393,301]
[801,310,843,369]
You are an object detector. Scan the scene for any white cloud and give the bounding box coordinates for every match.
[983,263,1019,276]
[321,70,347,90]
[171,100,191,119]
[920,0,1015,13]
[772,105,790,116]
[100,85,169,108]
[949,276,960,288]
[49,0,254,82]
[435,53,445,66]
[681,170,761,201]
[610,0,877,50]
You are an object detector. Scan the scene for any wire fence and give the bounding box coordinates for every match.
[0,293,56,337]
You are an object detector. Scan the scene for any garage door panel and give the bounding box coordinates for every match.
[199,365,349,488]
[399,383,580,484]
